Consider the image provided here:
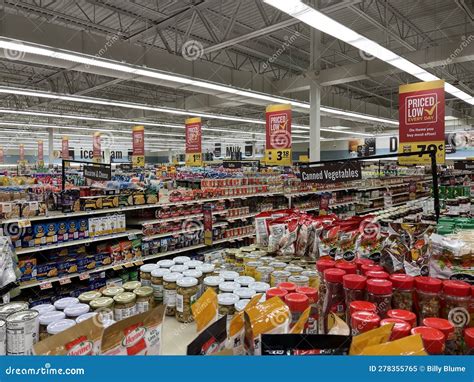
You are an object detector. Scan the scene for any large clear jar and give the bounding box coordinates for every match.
[321,268,346,334]
[367,279,393,318]
[203,276,224,294]
[78,291,102,304]
[270,270,291,287]
[102,286,124,299]
[140,264,158,286]
[89,297,114,320]
[441,280,471,354]
[151,268,170,303]
[218,293,239,322]
[389,274,414,311]
[342,274,367,323]
[288,275,309,288]
[254,266,273,283]
[163,272,182,316]
[220,271,240,282]
[301,270,319,289]
[183,269,203,296]
[235,276,255,288]
[415,276,442,323]
[122,281,141,293]
[176,276,199,323]
[134,286,154,313]
[113,292,137,321]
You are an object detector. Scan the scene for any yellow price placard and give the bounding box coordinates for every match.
[185,153,202,166]
[398,140,445,165]
[132,155,145,167]
[265,148,292,166]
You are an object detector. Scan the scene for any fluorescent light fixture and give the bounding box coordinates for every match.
[264,0,474,106]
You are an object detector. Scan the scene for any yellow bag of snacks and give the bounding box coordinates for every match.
[192,288,218,332]
[360,334,427,355]
[101,306,165,355]
[290,307,311,334]
[244,296,291,355]
[227,294,263,354]
[349,323,394,355]
[34,316,103,355]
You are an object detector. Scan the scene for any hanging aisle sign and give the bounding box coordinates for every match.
[62,136,69,160]
[93,132,101,163]
[298,162,362,184]
[19,144,25,163]
[132,125,145,168]
[398,80,445,165]
[37,140,44,167]
[265,104,292,166]
[185,117,202,166]
[0,147,4,164]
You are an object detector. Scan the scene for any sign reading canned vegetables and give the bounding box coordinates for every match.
[185,117,202,166]
[265,104,292,166]
[298,162,362,184]
[398,80,445,165]
[62,136,69,160]
[93,132,101,163]
[132,125,145,168]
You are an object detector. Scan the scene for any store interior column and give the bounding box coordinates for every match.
[309,12,322,162]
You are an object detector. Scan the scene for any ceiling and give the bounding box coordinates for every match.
[0,0,472,152]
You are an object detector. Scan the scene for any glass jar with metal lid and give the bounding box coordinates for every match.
[170,264,189,273]
[203,276,224,294]
[185,260,203,269]
[113,292,137,321]
[151,268,170,302]
[157,259,175,269]
[102,286,125,298]
[173,256,191,265]
[301,270,319,289]
[225,248,240,264]
[38,310,65,340]
[122,281,141,293]
[176,276,199,323]
[234,252,245,266]
[269,262,287,271]
[285,265,304,276]
[219,281,241,294]
[134,286,154,313]
[288,275,310,287]
[243,253,259,264]
[78,291,102,304]
[140,264,159,286]
[183,269,203,296]
[270,270,291,287]
[220,270,240,281]
[64,303,90,319]
[260,256,275,265]
[245,261,263,278]
[89,297,114,320]
[163,272,182,316]
[235,276,255,288]
[255,266,274,283]
[218,293,240,321]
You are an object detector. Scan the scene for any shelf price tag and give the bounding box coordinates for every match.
[128,233,137,240]
[112,265,123,271]
[134,260,144,266]
[39,281,53,290]
[18,219,31,228]
[124,263,134,268]
[79,273,90,281]
[59,277,71,285]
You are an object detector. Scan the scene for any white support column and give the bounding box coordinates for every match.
[309,4,321,162]
[168,149,172,163]
[47,127,54,166]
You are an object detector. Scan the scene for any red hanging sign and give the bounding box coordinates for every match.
[265,104,292,166]
[132,125,145,167]
[398,80,445,165]
[0,148,3,164]
[62,136,69,160]
[185,117,202,166]
[38,140,43,162]
[19,144,25,161]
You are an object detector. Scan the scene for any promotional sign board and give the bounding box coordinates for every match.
[265,104,292,166]
[185,117,202,166]
[83,163,111,181]
[203,204,213,246]
[37,140,44,167]
[298,162,362,183]
[398,80,445,165]
[132,125,145,168]
[19,144,25,162]
[62,136,69,160]
[93,132,101,163]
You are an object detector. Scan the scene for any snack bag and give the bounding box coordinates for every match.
[295,218,310,257]
[355,217,384,262]
[255,210,292,247]
[187,315,227,355]
[318,223,341,259]
[359,334,427,355]
[227,294,263,355]
[243,296,291,355]
[335,222,361,262]
[349,322,393,355]
[34,316,103,355]
[192,288,218,333]
[101,306,165,355]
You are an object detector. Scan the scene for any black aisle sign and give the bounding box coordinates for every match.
[298,162,362,183]
[453,160,474,171]
[83,164,112,181]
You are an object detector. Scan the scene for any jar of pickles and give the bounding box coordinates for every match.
[245,261,263,277]
[90,297,114,320]
[415,276,442,322]
[254,266,273,283]
[151,268,170,303]
[285,265,304,276]
[122,281,141,293]
[218,293,239,321]
[270,270,291,287]
[301,270,318,289]
[113,292,137,321]
[140,264,158,286]
[225,248,240,264]
[102,286,124,299]
[220,271,239,282]
[78,291,102,304]
[219,281,241,294]
[269,261,287,271]
[157,259,175,269]
[235,276,255,288]
[173,256,191,265]
[163,272,182,316]
[134,286,154,313]
[389,274,414,311]
[176,277,199,323]
[203,276,224,294]
[183,269,203,296]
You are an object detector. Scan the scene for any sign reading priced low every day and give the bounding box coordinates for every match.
[398,79,445,165]
[265,104,292,166]
[185,117,203,166]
